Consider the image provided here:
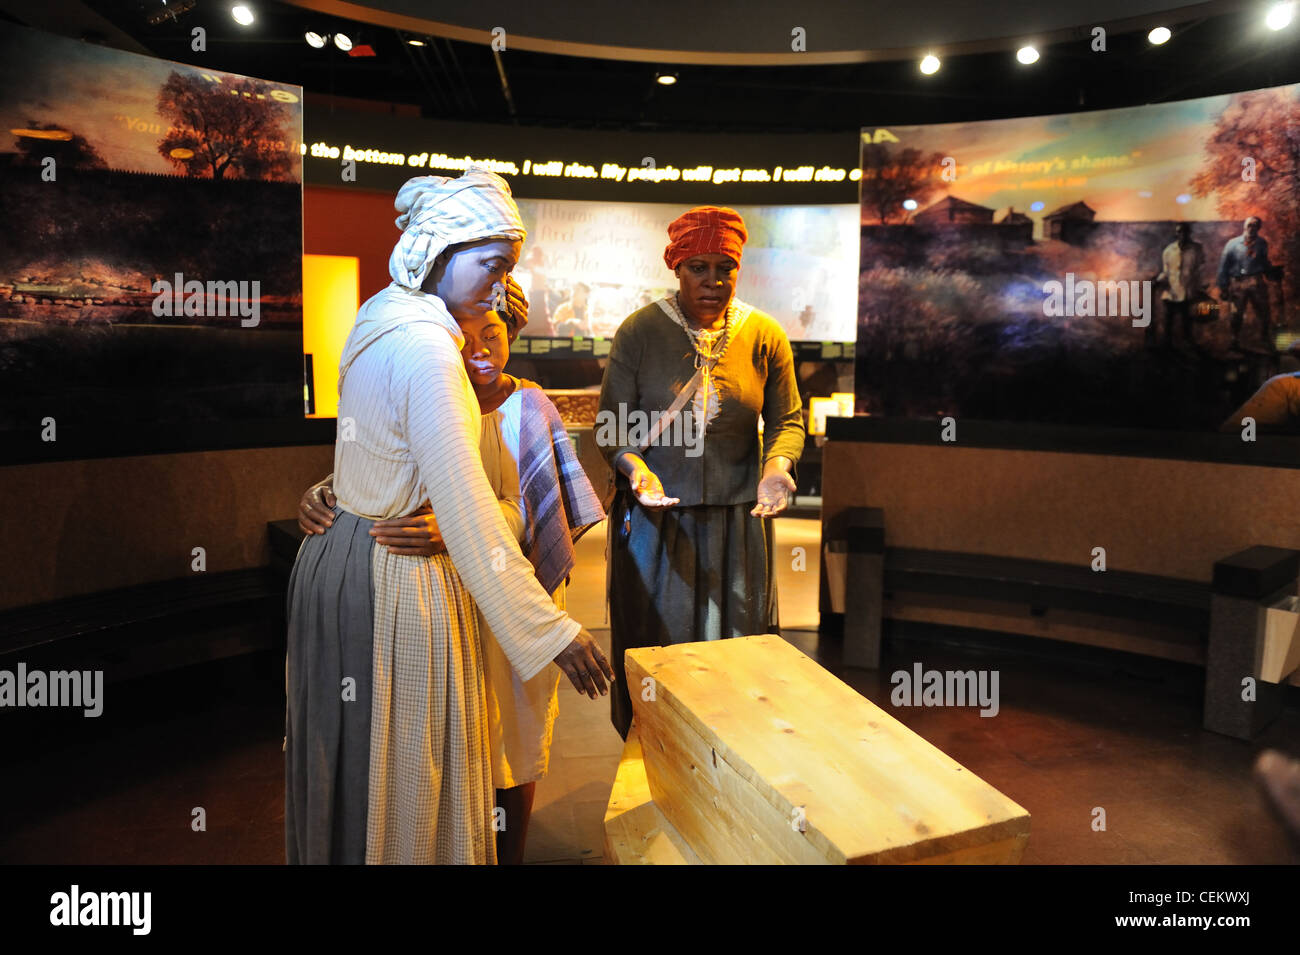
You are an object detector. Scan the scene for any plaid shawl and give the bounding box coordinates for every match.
[517,384,605,595]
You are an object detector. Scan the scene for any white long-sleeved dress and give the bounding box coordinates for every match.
[332,284,578,864]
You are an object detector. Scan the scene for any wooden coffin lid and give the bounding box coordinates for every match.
[625,633,1030,864]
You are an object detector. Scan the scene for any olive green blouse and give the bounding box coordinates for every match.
[596,299,805,507]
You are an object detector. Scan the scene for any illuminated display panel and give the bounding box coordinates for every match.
[511,198,860,344]
[302,255,359,419]
[856,85,1300,435]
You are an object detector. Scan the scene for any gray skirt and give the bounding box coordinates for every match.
[285,506,375,865]
[607,491,779,739]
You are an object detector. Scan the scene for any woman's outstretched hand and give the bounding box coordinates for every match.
[298,479,336,535]
[751,460,796,517]
[554,628,615,699]
[370,502,447,556]
[629,465,680,508]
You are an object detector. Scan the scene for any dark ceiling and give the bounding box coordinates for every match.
[10,0,1300,133]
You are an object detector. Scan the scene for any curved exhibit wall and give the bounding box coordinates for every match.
[0,23,312,469]
[824,81,1300,668]
[820,439,1300,685]
[851,83,1300,465]
[826,442,1300,584]
[1,73,863,466]
[0,445,334,613]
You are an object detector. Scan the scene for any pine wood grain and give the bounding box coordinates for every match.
[626,634,1031,864]
[602,722,702,865]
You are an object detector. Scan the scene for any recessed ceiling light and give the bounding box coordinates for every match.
[334,32,353,52]
[1265,2,1294,30]
[231,5,254,26]
[407,38,426,47]
[1148,26,1172,44]
[919,54,940,75]
[305,31,325,48]
[656,73,677,86]
[1016,46,1039,64]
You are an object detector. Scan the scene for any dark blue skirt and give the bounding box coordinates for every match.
[284,506,375,864]
[607,490,778,739]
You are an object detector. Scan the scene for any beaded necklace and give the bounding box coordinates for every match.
[661,294,742,439]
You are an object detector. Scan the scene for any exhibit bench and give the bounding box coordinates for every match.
[822,506,1300,741]
[0,568,284,681]
[0,521,310,683]
[605,633,1031,864]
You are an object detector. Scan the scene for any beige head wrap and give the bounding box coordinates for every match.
[388,165,527,290]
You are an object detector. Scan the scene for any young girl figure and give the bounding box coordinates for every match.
[299,303,603,864]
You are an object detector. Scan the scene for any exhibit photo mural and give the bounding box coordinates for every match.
[0,23,304,454]
[512,198,859,343]
[856,84,1300,434]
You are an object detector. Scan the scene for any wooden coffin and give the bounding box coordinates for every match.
[623,633,1030,864]
[602,723,701,865]
[1261,593,1300,684]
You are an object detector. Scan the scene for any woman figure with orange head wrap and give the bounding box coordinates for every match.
[597,206,805,738]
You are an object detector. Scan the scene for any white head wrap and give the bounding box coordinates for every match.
[387,165,527,290]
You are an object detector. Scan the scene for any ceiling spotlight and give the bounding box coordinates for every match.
[304,31,325,48]
[1016,46,1039,64]
[1148,26,1171,44]
[919,54,940,75]
[1265,2,1294,30]
[656,72,677,85]
[334,32,353,51]
[231,4,254,26]
[407,38,426,46]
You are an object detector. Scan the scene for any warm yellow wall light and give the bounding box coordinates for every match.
[302,254,359,419]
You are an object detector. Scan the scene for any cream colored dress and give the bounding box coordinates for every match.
[330,285,578,865]
[479,387,564,790]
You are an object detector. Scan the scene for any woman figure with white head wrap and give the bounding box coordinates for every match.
[285,166,612,865]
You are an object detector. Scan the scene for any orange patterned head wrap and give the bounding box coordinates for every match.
[663,206,748,270]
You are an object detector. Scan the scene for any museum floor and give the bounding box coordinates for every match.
[1,517,1296,865]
